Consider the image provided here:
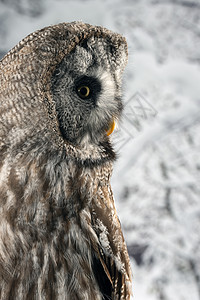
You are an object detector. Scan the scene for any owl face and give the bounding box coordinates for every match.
[51,36,127,146]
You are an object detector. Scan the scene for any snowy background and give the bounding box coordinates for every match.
[1,0,200,299]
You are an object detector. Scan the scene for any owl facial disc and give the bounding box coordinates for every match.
[51,32,127,146]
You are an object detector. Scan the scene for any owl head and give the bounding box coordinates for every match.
[0,22,128,160]
[51,32,127,146]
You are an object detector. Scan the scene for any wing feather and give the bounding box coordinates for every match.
[91,183,132,299]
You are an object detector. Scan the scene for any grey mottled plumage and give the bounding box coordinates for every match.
[0,22,132,299]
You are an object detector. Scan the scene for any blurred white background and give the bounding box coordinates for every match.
[1,0,200,299]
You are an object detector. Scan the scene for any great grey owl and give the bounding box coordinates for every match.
[0,22,132,299]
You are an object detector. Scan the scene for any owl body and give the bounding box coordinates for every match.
[0,22,132,299]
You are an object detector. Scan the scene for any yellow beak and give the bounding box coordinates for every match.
[106,120,115,136]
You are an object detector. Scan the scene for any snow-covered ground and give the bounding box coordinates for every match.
[1,0,200,299]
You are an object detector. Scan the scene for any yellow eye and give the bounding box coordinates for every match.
[77,85,90,98]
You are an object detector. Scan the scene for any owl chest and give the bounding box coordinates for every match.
[4,218,101,300]
[52,163,100,218]
[1,158,108,298]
